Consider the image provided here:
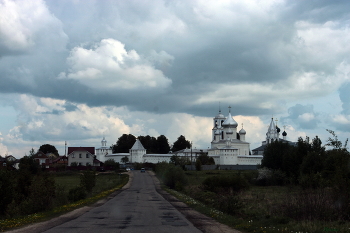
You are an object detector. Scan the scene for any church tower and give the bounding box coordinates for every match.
[266,118,280,143]
[212,107,226,142]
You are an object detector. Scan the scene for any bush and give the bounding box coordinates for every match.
[202,174,249,194]
[80,171,96,192]
[155,163,187,190]
[68,186,87,202]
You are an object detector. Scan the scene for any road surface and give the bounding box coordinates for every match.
[45,170,201,233]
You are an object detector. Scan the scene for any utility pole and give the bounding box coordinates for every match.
[190,141,193,170]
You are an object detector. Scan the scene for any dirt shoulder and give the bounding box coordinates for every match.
[149,171,241,233]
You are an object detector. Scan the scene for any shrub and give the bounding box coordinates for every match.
[80,171,96,192]
[195,159,202,171]
[163,166,188,190]
[68,186,87,202]
[202,174,249,194]
[155,163,187,190]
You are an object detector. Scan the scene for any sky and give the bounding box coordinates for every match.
[0,0,350,157]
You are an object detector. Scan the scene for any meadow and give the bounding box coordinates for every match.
[165,169,350,233]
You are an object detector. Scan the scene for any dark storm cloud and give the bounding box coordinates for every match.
[1,0,350,120]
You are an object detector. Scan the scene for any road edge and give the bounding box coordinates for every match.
[149,171,241,233]
[5,172,133,233]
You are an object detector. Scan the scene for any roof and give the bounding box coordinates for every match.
[222,112,238,127]
[131,139,145,150]
[68,147,95,155]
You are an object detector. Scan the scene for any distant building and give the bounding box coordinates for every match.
[208,107,262,166]
[96,107,262,167]
[252,118,297,156]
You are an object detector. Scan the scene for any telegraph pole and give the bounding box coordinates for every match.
[190,141,193,170]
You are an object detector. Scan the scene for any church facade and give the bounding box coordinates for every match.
[94,107,263,166]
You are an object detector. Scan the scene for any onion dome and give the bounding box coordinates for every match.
[222,108,238,127]
[282,131,287,136]
[239,128,246,135]
[276,126,281,133]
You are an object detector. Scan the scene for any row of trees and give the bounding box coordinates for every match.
[112,134,191,154]
[261,129,349,188]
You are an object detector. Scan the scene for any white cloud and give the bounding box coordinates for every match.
[59,38,172,91]
[0,0,67,54]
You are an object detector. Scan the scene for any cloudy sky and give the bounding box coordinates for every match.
[1,0,350,157]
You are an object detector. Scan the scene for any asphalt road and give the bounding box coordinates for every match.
[44,170,201,233]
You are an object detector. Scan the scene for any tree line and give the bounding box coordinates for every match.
[260,129,349,190]
[111,134,191,154]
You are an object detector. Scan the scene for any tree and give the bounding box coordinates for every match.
[121,156,129,164]
[325,129,348,150]
[138,135,157,153]
[104,159,120,170]
[157,135,170,154]
[195,158,202,171]
[112,134,136,153]
[197,153,215,165]
[0,170,14,215]
[38,144,59,157]
[171,135,191,152]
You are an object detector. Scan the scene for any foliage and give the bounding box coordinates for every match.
[156,135,171,154]
[38,144,59,157]
[171,135,191,152]
[195,158,202,171]
[170,154,190,167]
[325,129,348,150]
[202,174,250,194]
[121,156,129,164]
[104,159,120,170]
[18,155,39,174]
[112,134,136,153]
[155,162,187,190]
[138,135,157,153]
[68,186,87,202]
[80,171,96,192]
[197,153,215,165]
[0,170,14,215]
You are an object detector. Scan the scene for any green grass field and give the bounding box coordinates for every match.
[173,170,350,233]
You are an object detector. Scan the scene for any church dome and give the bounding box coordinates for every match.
[222,112,238,127]
[239,128,246,135]
[282,131,287,136]
[276,126,281,133]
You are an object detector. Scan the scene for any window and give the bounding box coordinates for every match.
[78,162,82,166]
[86,154,89,158]
[72,153,75,158]
[3,162,6,166]
[86,162,91,166]
[79,154,82,158]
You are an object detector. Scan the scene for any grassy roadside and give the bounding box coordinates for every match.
[161,170,350,233]
[0,173,129,232]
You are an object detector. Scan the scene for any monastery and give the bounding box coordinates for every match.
[92,107,264,166]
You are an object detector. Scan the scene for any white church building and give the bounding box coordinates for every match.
[95,107,263,166]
